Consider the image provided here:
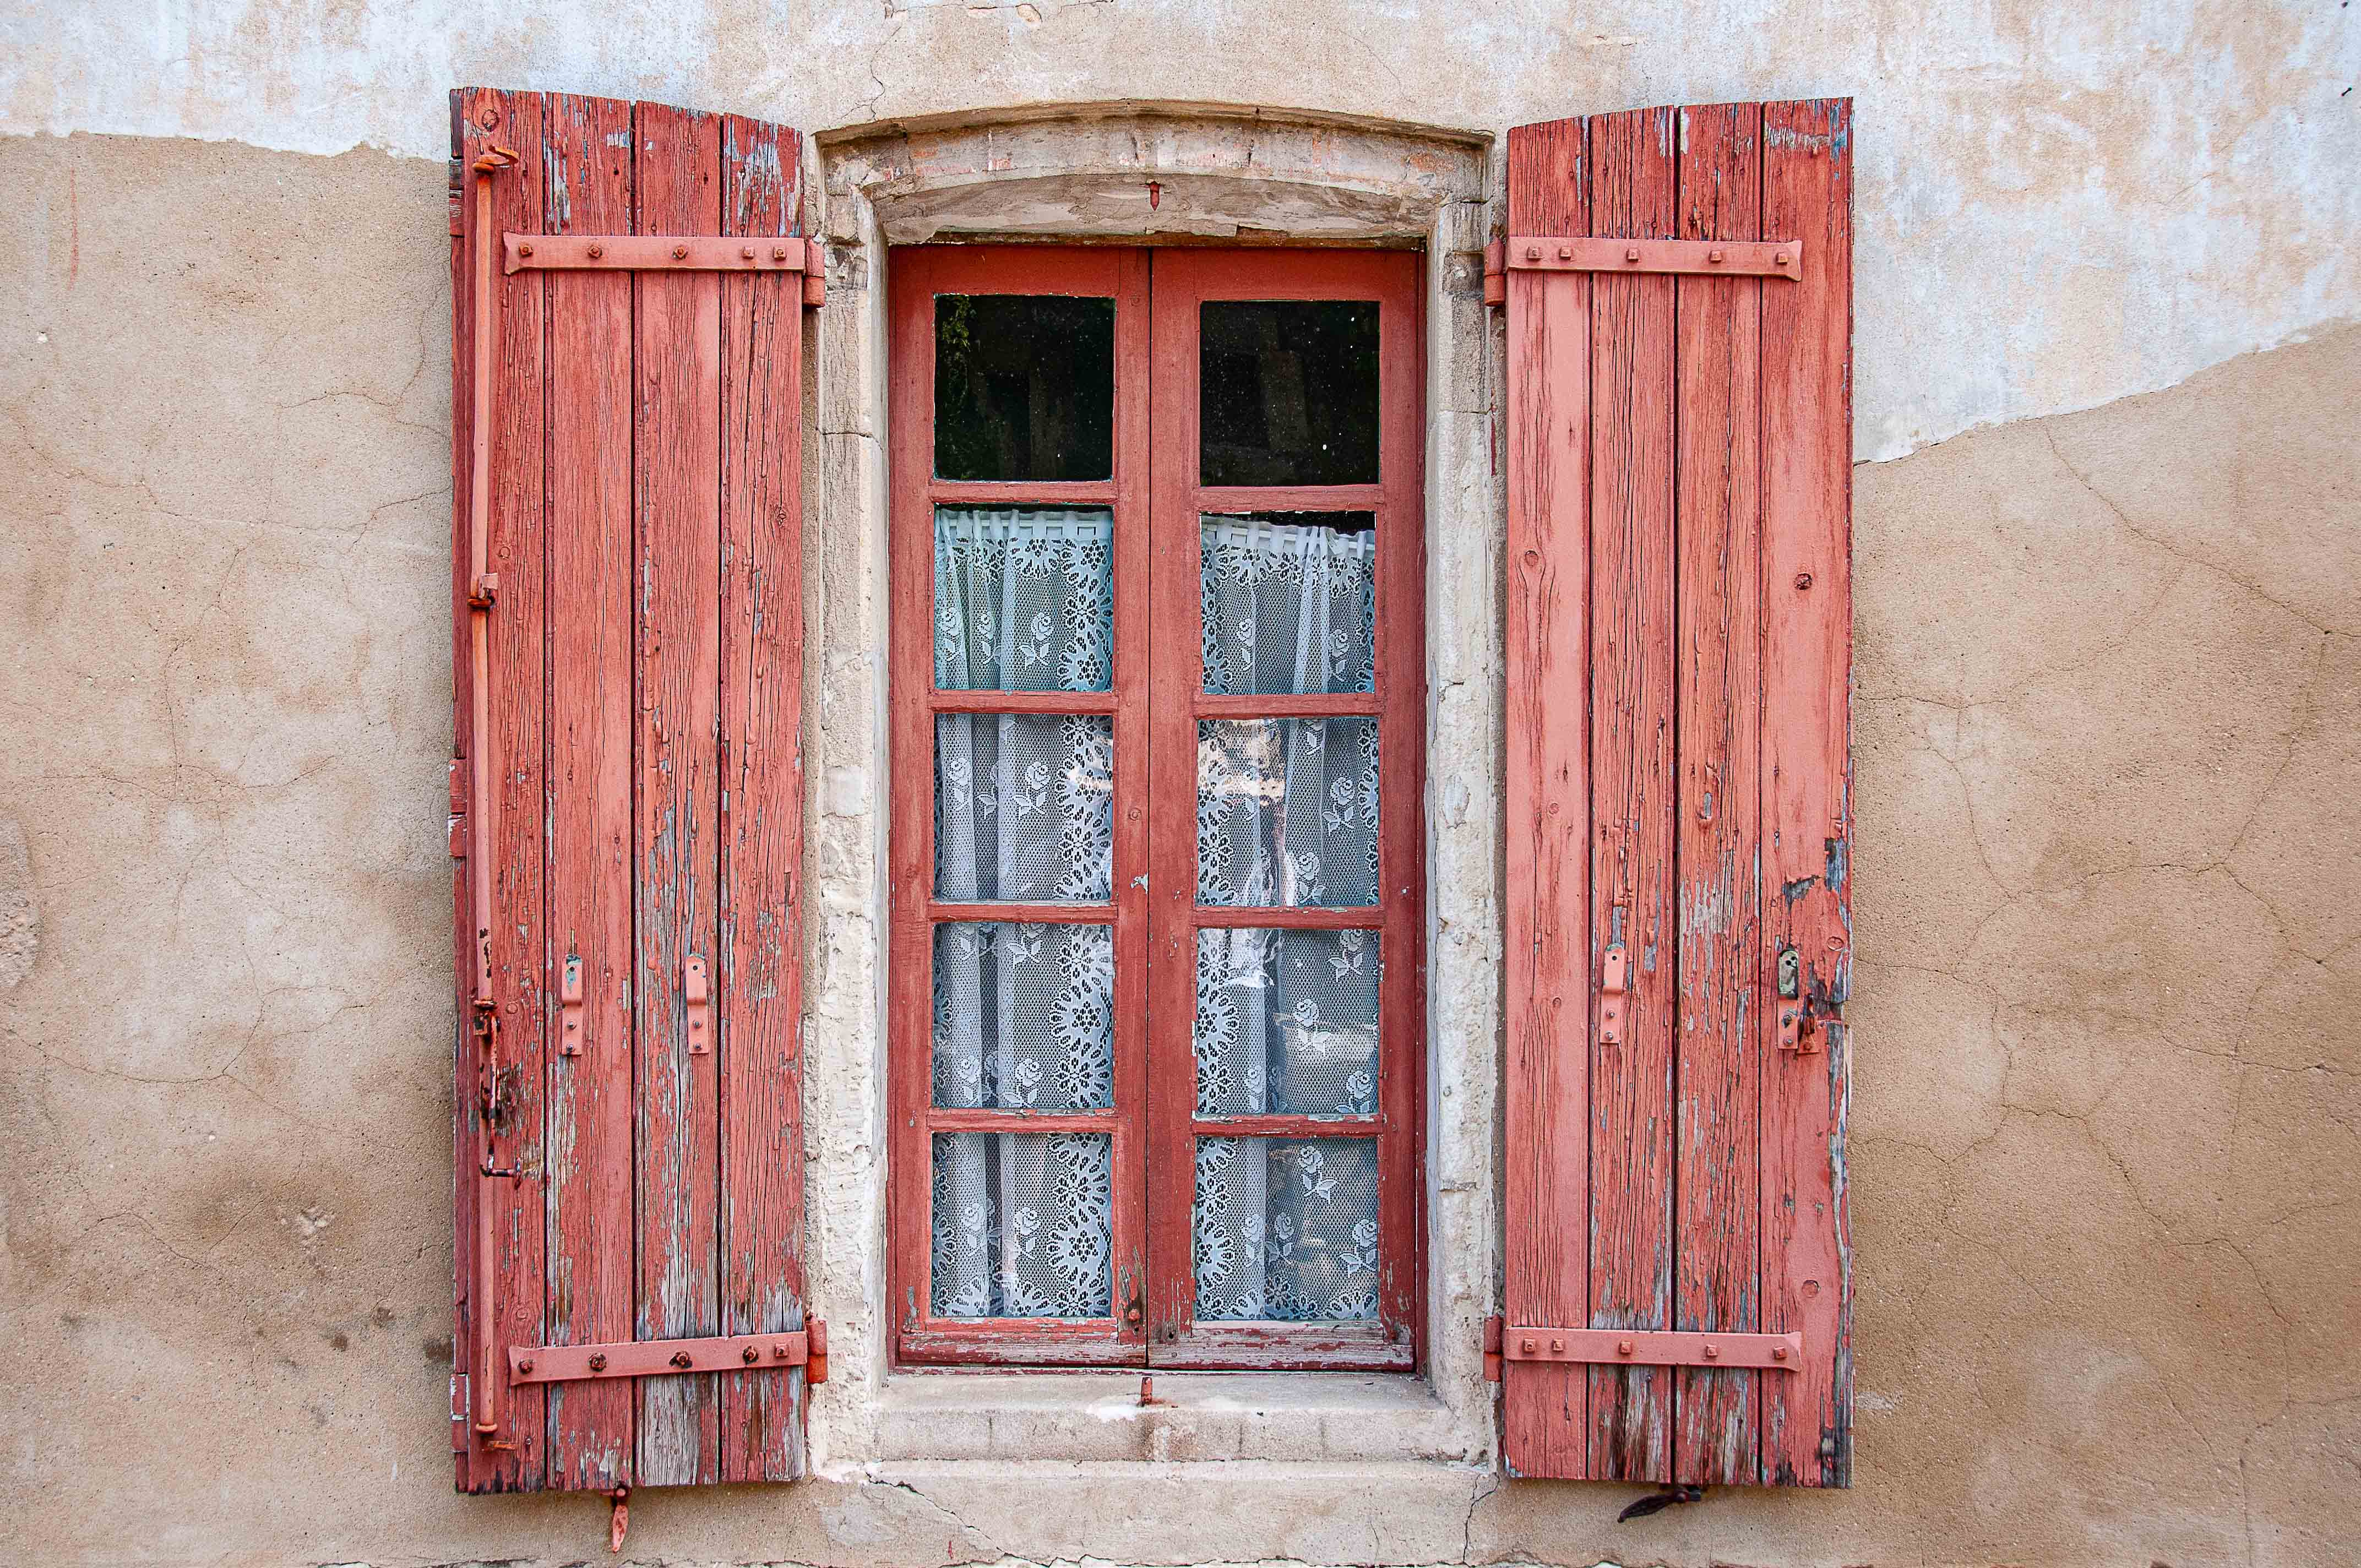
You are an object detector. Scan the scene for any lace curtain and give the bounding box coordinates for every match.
[931,509,1117,1317]
[927,507,1381,1323]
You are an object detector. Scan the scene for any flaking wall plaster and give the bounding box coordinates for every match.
[6,0,2360,460]
[6,119,2360,1567]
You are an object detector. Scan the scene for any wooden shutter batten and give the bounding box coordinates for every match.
[450,86,819,1497]
[1497,97,1853,1489]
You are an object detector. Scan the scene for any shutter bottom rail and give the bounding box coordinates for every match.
[508,1321,828,1386]
[1483,1319,1800,1378]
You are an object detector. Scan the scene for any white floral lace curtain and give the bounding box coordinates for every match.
[932,508,1117,1319]
[928,507,1381,1323]
[1190,514,1381,1320]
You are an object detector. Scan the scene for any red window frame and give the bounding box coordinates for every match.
[887,244,1426,1371]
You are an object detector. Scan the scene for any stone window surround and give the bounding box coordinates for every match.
[802,102,1502,1472]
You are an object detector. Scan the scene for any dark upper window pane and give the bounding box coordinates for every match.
[934,294,1116,481]
[1199,301,1379,487]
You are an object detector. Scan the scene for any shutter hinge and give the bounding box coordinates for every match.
[1483,1315,1503,1382]
[1497,235,1804,281]
[804,236,828,309]
[508,1320,828,1386]
[1498,1326,1803,1370]
[1483,239,1505,311]
[494,233,828,309]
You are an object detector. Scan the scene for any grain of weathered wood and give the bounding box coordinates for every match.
[467,83,550,1493]
[634,99,726,1488]
[1585,104,1679,1483]
[1760,96,1855,1489]
[542,89,637,1493]
[1501,112,1593,1479]
[716,111,810,1482]
[1670,99,1765,1487]
[447,86,475,1495]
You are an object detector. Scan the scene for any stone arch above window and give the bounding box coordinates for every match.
[816,101,1488,243]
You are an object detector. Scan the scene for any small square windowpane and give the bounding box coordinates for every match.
[935,714,1114,902]
[932,1131,1113,1319]
[1194,928,1379,1118]
[1193,1136,1379,1322]
[1196,718,1378,907]
[1199,301,1379,486]
[1200,511,1374,695]
[934,922,1115,1111]
[935,294,1115,481]
[936,507,1114,693]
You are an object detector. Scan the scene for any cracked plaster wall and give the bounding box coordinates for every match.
[2,15,2359,1568]
[5,0,2360,460]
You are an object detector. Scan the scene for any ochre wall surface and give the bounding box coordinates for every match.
[3,8,2358,1562]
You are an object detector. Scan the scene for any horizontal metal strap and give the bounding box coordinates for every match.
[1502,1326,1802,1370]
[1494,236,1803,281]
[508,1329,810,1385]
[504,233,816,275]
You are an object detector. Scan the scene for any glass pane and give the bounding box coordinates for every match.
[1195,929,1379,1117]
[937,507,1114,693]
[1196,718,1378,907]
[1200,513,1374,696]
[934,922,1114,1110]
[1199,300,1379,486]
[935,294,1115,481]
[1193,1137,1379,1322]
[935,714,1114,901]
[931,1131,1113,1319]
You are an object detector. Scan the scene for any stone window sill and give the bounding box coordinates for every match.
[873,1369,1469,1464]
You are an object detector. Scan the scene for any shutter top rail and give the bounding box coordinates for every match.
[1484,1320,1803,1373]
[508,1322,829,1386]
[1482,235,1804,306]
[504,232,823,279]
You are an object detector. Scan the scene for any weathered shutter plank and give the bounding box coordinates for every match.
[1502,112,1593,1478]
[1671,100,1765,1487]
[634,99,727,1488]
[460,83,551,1493]
[1760,96,1855,1489]
[543,89,638,1492]
[716,111,810,1483]
[1585,105,1679,1483]
[447,88,476,1492]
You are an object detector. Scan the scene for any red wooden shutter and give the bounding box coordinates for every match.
[449,87,821,1495]
[1497,99,1852,1487]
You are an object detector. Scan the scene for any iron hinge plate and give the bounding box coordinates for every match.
[1483,235,1804,301]
[508,1320,827,1386]
[1499,1325,1803,1371]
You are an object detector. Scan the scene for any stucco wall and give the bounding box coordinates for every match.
[4,3,2360,1564]
[7,0,2360,462]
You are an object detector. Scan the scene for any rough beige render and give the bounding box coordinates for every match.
[6,118,2357,1566]
[8,0,2360,462]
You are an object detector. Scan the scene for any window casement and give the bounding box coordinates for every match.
[887,246,1427,1371]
